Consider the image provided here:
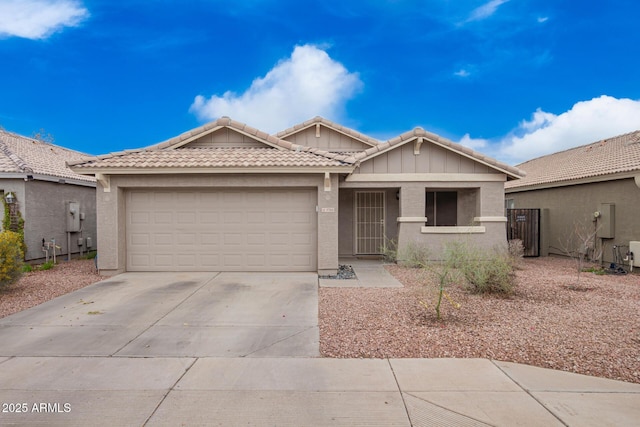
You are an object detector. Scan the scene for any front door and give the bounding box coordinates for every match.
[355,191,385,254]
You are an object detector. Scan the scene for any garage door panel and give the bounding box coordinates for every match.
[127,188,317,272]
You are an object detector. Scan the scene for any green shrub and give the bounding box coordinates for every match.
[84,250,97,260]
[22,264,33,273]
[39,261,55,271]
[443,241,516,295]
[0,230,25,287]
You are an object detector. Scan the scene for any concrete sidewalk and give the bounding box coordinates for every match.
[320,258,403,288]
[0,356,638,426]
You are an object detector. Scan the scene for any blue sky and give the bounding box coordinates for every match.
[1,0,639,165]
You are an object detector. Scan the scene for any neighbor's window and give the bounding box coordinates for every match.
[425,191,457,226]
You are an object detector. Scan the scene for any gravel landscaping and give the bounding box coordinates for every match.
[320,256,640,384]
[0,259,103,319]
[1,256,638,384]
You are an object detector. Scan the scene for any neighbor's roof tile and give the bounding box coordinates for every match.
[0,130,95,183]
[505,130,640,189]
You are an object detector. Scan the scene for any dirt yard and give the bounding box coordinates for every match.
[320,256,640,384]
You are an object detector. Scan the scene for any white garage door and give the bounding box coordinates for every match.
[126,189,317,271]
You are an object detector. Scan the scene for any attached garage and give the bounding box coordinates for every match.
[126,188,317,272]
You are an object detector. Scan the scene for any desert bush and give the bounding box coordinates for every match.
[398,240,430,268]
[0,230,25,287]
[380,238,398,263]
[443,241,516,295]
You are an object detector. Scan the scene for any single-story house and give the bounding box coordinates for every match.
[69,117,524,276]
[505,130,640,267]
[0,130,97,261]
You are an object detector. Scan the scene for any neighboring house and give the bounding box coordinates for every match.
[0,130,97,261]
[505,130,640,266]
[69,116,523,276]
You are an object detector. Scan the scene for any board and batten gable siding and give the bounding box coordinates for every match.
[187,127,265,148]
[354,142,492,174]
[281,125,373,152]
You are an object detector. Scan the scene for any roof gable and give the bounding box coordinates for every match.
[276,116,379,152]
[350,127,524,180]
[506,130,640,190]
[0,130,95,184]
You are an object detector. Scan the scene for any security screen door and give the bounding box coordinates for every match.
[355,191,385,254]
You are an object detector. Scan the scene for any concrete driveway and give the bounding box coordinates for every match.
[0,272,319,358]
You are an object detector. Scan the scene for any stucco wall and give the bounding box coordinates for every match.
[96,173,339,275]
[506,177,640,264]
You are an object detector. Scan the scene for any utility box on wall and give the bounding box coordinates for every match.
[596,203,615,239]
[66,201,80,232]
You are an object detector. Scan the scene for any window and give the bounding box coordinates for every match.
[425,191,457,226]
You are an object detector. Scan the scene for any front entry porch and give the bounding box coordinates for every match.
[338,188,400,257]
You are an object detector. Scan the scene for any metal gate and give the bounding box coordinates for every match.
[507,208,540,257]
[355,191,385,254]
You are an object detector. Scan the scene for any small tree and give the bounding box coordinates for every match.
[558,217,603,286]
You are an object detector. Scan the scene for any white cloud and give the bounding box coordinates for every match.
[537,16,549,23]
[463,96,640,165]
[464,0,510,23]
[0,0,89,40]
[189,44,363,133]
[459,133,487,150]
[454,69,471,78]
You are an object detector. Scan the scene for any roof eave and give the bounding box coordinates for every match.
[68,165,355,175]
[505,170,640,193]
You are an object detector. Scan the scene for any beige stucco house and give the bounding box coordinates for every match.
[0,130,97,261]
[505,130,640,267]
[69,117,523,276]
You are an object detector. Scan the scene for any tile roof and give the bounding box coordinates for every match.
[505,130,640,190]
[348,127,525,180]
[70,147,352,169]
[276,116,380,147]
[69,117,356,171]
[0,130,95,183]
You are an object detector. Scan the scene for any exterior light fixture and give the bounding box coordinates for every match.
[5,192,15,204]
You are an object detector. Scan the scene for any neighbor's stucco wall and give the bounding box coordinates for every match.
[0,179,96,261]
[23,180,97,261]
[506,177,640,264]
[95,173,339,275]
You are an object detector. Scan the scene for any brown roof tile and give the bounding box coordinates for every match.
[0,130,95,183]
[71,147,351,169]
[505,130,640,190]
